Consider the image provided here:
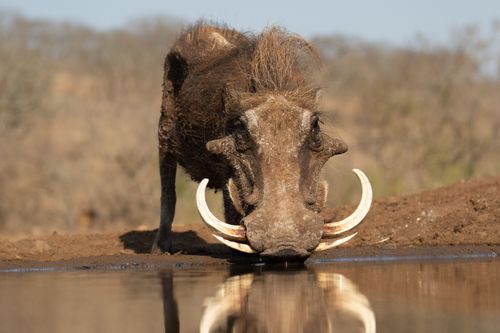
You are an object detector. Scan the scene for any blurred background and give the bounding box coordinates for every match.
[0,1,499,235]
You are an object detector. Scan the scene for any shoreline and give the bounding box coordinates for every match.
[2,244,499,272]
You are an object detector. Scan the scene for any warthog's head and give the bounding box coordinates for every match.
[197,92,372,260]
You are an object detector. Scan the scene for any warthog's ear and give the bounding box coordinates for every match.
[165,51,188,96]
[206,136,236,155]
[208,31,234,49]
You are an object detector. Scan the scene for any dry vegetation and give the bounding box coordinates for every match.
[1,13,499,234]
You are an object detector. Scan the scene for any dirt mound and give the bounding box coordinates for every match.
[1,176,499,269]
[340,175,500,247]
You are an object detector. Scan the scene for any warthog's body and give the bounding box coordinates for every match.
[152,24,370,259]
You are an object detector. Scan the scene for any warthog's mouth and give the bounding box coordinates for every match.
[196,169,372,255]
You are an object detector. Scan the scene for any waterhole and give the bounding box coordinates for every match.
[1,259,499,332]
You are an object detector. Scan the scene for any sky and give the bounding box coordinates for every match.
[1,0,500,44]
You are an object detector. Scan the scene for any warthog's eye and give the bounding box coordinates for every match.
[231,118,252,152]
[309,115,323,151]
[311,116,320,135]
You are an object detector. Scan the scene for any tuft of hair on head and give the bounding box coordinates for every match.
[250,26,322,95]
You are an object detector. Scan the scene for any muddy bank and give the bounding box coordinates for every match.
[1,244,499,272]
[1,176,499,270]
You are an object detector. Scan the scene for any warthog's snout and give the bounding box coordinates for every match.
[242,202,323,259]
[260,248,310,259]
[196,169,373,260]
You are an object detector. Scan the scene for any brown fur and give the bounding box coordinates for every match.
[153,23,347,257]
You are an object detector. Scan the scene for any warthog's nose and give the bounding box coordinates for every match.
[260,247,310,261]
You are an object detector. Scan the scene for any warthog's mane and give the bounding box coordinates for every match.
[171,22,322,106]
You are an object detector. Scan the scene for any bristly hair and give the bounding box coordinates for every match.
[171,20,253,67]
[169,23,323,109]
[249,27,322,94]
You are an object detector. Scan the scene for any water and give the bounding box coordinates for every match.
[1,259,500,332]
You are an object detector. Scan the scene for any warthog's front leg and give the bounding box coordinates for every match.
[152,152,177,254]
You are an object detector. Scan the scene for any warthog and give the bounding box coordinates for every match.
[152,23,372,259]
[199,271,375,333]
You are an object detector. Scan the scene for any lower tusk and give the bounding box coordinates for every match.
[196,179,246,241]
[212,234,256,254]
[314,232,357,252]
[323,169,372,236]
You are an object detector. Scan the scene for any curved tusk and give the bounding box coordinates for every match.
[317,273,376,333]
[200,274,254,333]
[196,179,246,241]
[323,169,372,236]
[212,234,256,254]
[314,232,357,252]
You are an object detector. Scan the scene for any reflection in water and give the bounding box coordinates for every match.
[2,260,500,333]
[160,269,375,333]
[316,272,376,333]
[160,270,180,333]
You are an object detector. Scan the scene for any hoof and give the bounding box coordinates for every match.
[151,239,173,255]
